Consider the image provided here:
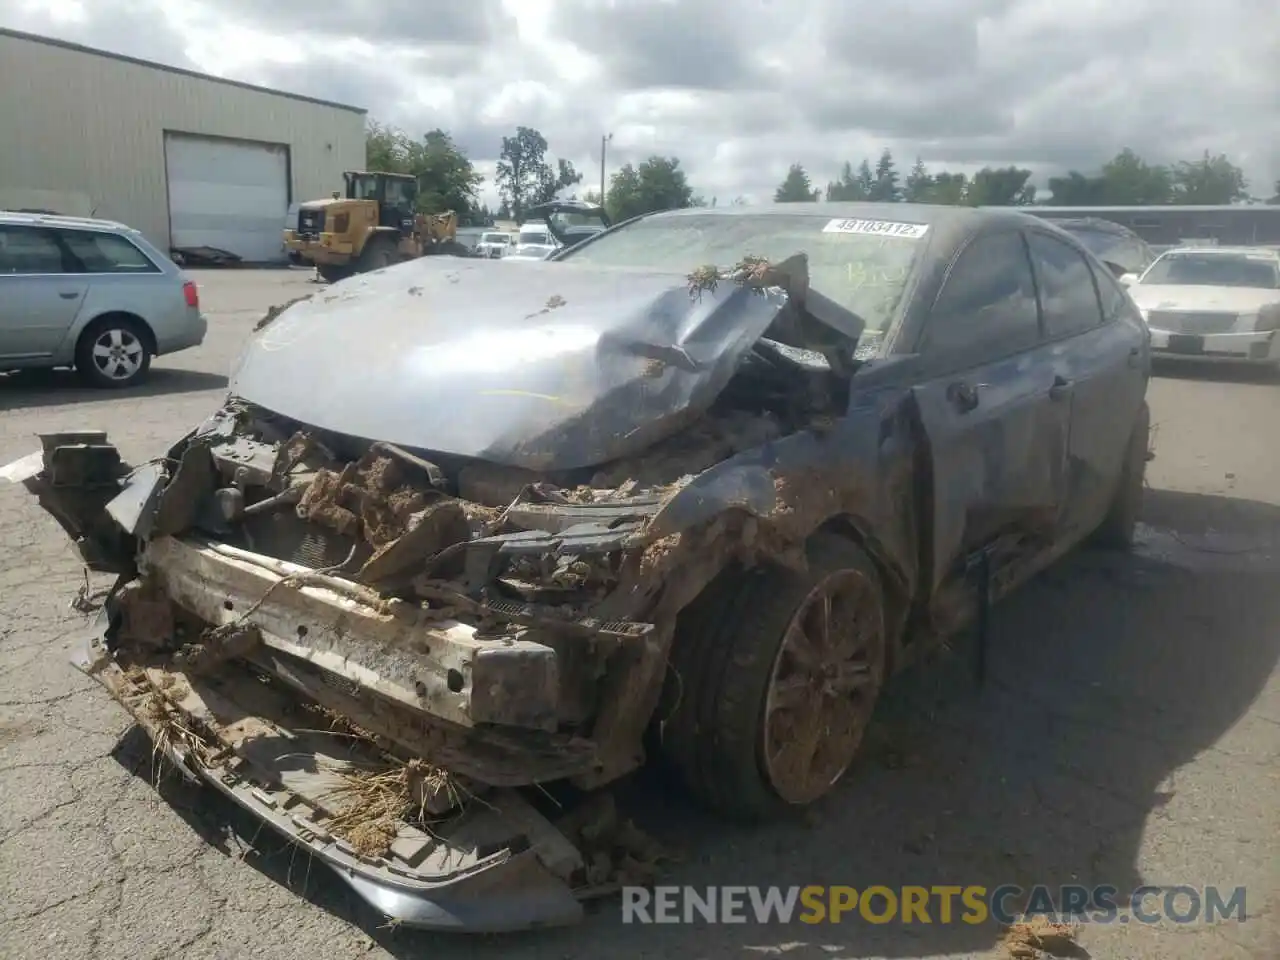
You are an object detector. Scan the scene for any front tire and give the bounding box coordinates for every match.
[316,263,353,284]
[357,236,397,272]
[658,534,888,823]
[75,317,152,389]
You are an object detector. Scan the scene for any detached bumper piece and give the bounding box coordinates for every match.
[70,620,586,933]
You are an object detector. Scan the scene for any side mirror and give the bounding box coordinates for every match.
[1119,274,1137,286]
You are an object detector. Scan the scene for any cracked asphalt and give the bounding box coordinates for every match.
[1,269,1277,960]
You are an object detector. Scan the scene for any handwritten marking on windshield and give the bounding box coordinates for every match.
[823,218,928,239]
[845,262,909,290]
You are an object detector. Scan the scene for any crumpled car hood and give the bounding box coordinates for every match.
[1130,284,1280,313]
[232,258,820,471]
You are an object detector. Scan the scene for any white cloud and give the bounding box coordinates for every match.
[3,0,1278,207]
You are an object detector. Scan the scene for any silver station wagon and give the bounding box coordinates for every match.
[0,212,207,387]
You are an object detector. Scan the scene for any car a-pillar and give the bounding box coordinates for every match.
[657,531,895,822]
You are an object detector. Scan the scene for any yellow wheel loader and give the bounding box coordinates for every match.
[283,171,469,283]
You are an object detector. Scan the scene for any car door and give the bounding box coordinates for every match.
[1025,228,1148,538]
[910,228,1072,598]
[0,224,89,360]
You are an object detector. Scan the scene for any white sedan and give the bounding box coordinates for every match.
[1127,245,1280,366]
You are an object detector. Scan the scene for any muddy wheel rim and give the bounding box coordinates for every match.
[91,328,144,380]
[761,568,885,805]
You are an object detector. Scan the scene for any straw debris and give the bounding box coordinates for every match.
[139,689,214,786]
[324,757,459,859]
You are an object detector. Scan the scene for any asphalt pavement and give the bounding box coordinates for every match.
[1,269,1276,959]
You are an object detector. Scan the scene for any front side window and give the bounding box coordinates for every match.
[923,231,1041,358]
[1026,232,1104,338]
[57,229,159,273]
[0,225,66,274]
[348,175,380,200]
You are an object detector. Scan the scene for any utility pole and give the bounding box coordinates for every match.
[600,132,612,208]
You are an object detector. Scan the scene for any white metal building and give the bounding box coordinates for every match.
[0,28,367,262]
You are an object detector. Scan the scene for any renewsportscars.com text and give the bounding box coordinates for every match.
[621,884,1248,925]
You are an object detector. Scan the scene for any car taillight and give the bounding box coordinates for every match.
[183,280,199,308]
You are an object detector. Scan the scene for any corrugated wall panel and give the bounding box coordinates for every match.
[0,33,366,258]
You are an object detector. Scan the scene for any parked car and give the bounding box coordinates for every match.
[1126,245,1280,366]
[474,231,515,259]
[2,202,1150,932]
[1036,216,1156,282]
[0,212,206,387]
[506,221,558,260]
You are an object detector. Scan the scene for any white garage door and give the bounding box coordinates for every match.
[165,134,289,263]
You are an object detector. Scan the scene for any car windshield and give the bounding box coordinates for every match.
[558,212,927,331]
[480,233,506,244]
[520,231,551,246]
[1140,252,1280,289]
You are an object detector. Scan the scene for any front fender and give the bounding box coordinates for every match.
[645,385,921,596]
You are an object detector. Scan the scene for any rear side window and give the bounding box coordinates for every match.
[1027,232,1104,338]
[57,229,159,273]
[0,225,66,274]
[923,230,1041,359]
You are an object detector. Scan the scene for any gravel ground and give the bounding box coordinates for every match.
[1,268,1277,960]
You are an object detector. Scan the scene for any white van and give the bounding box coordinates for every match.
[507,221,558,260]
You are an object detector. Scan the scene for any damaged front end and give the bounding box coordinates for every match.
[4,252,916,931]
[8,412,713,930]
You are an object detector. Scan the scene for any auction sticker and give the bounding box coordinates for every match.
[822,218,929,239]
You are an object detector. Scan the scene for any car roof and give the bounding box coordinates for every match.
[1158,245,1280,259]
[1031,216,1145,237]
[646,201,1021,228]
[0,211,134,233]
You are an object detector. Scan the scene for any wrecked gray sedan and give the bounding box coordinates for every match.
[4,202,1152,932]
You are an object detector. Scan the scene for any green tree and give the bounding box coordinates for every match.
[495,126,582,222]
[826,159,875,201]
[1047,170,1108,205]
[412,129,484,218]
[1047,149,1248,205]
[1171,151,1248,204]
[774,163,820,202]
[605,156,696,221]
[1098,149,1173,204]
[365,121,412,173]
[363,121,482,219]
[533,158,583,206]
[967,166,1036,206]
[496,199,511,220]
[1269,180,1280,205]
[930,172,969,205]
[904,158,933,203]
[869,148,901,202]
[825,162,860,201]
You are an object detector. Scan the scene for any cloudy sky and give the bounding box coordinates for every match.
[3,0,1278,206]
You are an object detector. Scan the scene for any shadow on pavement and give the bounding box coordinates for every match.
[108,487,1280,959]
[0,368,228,413]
